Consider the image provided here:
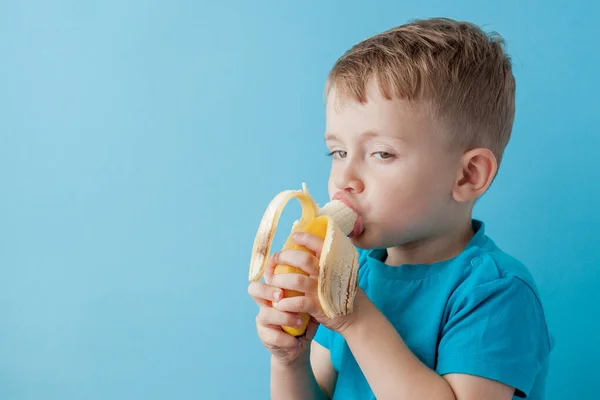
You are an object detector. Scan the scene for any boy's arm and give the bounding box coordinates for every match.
[270,342,336,400]
[339,289,515,400]
[310,341,337,399]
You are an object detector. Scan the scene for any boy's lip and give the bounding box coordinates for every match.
[332,192,364,237]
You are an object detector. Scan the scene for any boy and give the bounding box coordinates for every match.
[247,17,552,399]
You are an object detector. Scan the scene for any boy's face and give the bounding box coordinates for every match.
[325,80,462,250]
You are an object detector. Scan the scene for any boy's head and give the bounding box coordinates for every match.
[324,18,516,251]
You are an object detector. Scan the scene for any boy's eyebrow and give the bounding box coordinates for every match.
[325,130,378,141]
[325,130,405,143]
[324,132,339,142]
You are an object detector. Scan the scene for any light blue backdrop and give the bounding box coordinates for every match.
[1,1,598,399]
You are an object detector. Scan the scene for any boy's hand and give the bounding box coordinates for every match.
[247,253,320,367]
[268,232,358,335]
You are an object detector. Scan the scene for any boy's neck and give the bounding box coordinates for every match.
[384,219,475,267]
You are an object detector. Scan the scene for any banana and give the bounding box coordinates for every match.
[249,183,360,337]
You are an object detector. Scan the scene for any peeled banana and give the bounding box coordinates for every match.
[249,183,360,337]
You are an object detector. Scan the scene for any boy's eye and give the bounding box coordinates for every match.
[327,150,347,159]
[374,151,394,160]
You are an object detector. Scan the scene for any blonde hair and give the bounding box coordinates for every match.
[325,18,516,165]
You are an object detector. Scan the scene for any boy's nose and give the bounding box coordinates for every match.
[335,166,364,194]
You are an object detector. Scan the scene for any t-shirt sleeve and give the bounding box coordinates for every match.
[436,276,552,398]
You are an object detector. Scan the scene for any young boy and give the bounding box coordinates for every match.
[247,17,553,399]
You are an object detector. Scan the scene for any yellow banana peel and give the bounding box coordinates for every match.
[249,183,360,337]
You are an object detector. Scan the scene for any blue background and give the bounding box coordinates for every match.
[1,1,598,399]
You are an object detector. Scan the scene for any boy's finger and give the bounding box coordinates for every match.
[248,281,283,303]
[269,272,317,294]
[292,232,324,258]
[273,250,319,276]
[256,306,304,329]
[273,295,316,315]
[264,253,278,284]
[257,324,298,349]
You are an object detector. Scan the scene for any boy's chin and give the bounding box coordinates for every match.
[348,230,376,250]
[349,229,401,251]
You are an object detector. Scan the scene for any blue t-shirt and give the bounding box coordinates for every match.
[313,220,553,399]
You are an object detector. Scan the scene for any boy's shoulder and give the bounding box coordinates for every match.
[356,218,553,348]
[356,219,552,342]
[357,219,541,297]
[447,219,544,308]
[462,224,538,287]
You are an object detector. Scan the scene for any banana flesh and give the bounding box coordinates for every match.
[249,183,360,335]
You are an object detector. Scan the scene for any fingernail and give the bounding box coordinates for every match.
[273,290,281,301]
[296,318,303,327]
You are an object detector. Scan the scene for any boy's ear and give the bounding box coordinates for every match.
[452,148,498,203]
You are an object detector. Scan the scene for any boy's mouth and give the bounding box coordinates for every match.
[332,192,364,238]
[349,217,364,238]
